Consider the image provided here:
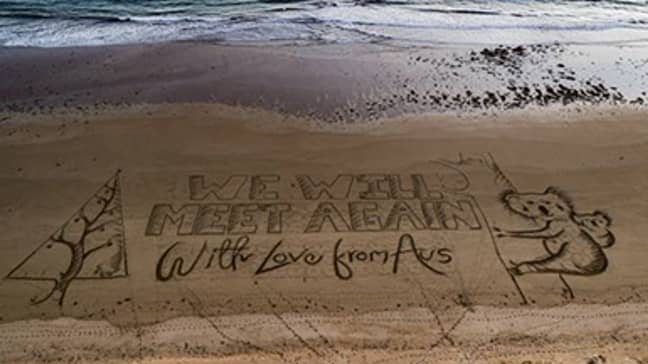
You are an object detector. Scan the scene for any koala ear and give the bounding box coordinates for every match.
[544,186,560,195]
[499,189,515,203]
[593,210,612,225]
[544,186,574,208]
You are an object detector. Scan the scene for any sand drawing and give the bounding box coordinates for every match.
[5,170,127,306]
[494,186,615,297]
[3,157,617,309]
[440,154,616,302]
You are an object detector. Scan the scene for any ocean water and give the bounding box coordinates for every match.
[2,0,648,47]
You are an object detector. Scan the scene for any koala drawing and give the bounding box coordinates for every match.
[494,187,614,276]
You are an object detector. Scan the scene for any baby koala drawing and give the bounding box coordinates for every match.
[494,187,614,276]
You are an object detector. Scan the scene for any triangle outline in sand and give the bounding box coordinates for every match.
[6,170,128,282]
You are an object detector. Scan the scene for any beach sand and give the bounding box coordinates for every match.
[1,42,648,363]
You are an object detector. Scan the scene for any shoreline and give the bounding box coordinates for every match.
[2,40,648,123]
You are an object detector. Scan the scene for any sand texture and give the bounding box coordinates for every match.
[0,100,647,363]
[2,41,648,363]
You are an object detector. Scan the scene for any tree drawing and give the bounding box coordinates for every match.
[6,170,128,306]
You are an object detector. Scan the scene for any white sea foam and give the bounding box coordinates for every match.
[2,0,648,47]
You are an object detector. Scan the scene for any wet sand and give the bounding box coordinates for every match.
[1,42,648,363]
[2,41,648,121]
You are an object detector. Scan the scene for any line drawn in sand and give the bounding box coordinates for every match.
[6,170,128,306]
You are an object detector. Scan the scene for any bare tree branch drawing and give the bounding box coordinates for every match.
[6,170,127,306]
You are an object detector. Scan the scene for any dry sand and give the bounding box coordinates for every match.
[1,42,648,363]
[1,102,647,363]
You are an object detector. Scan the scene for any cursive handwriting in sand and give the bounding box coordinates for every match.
[155,234,453,281]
